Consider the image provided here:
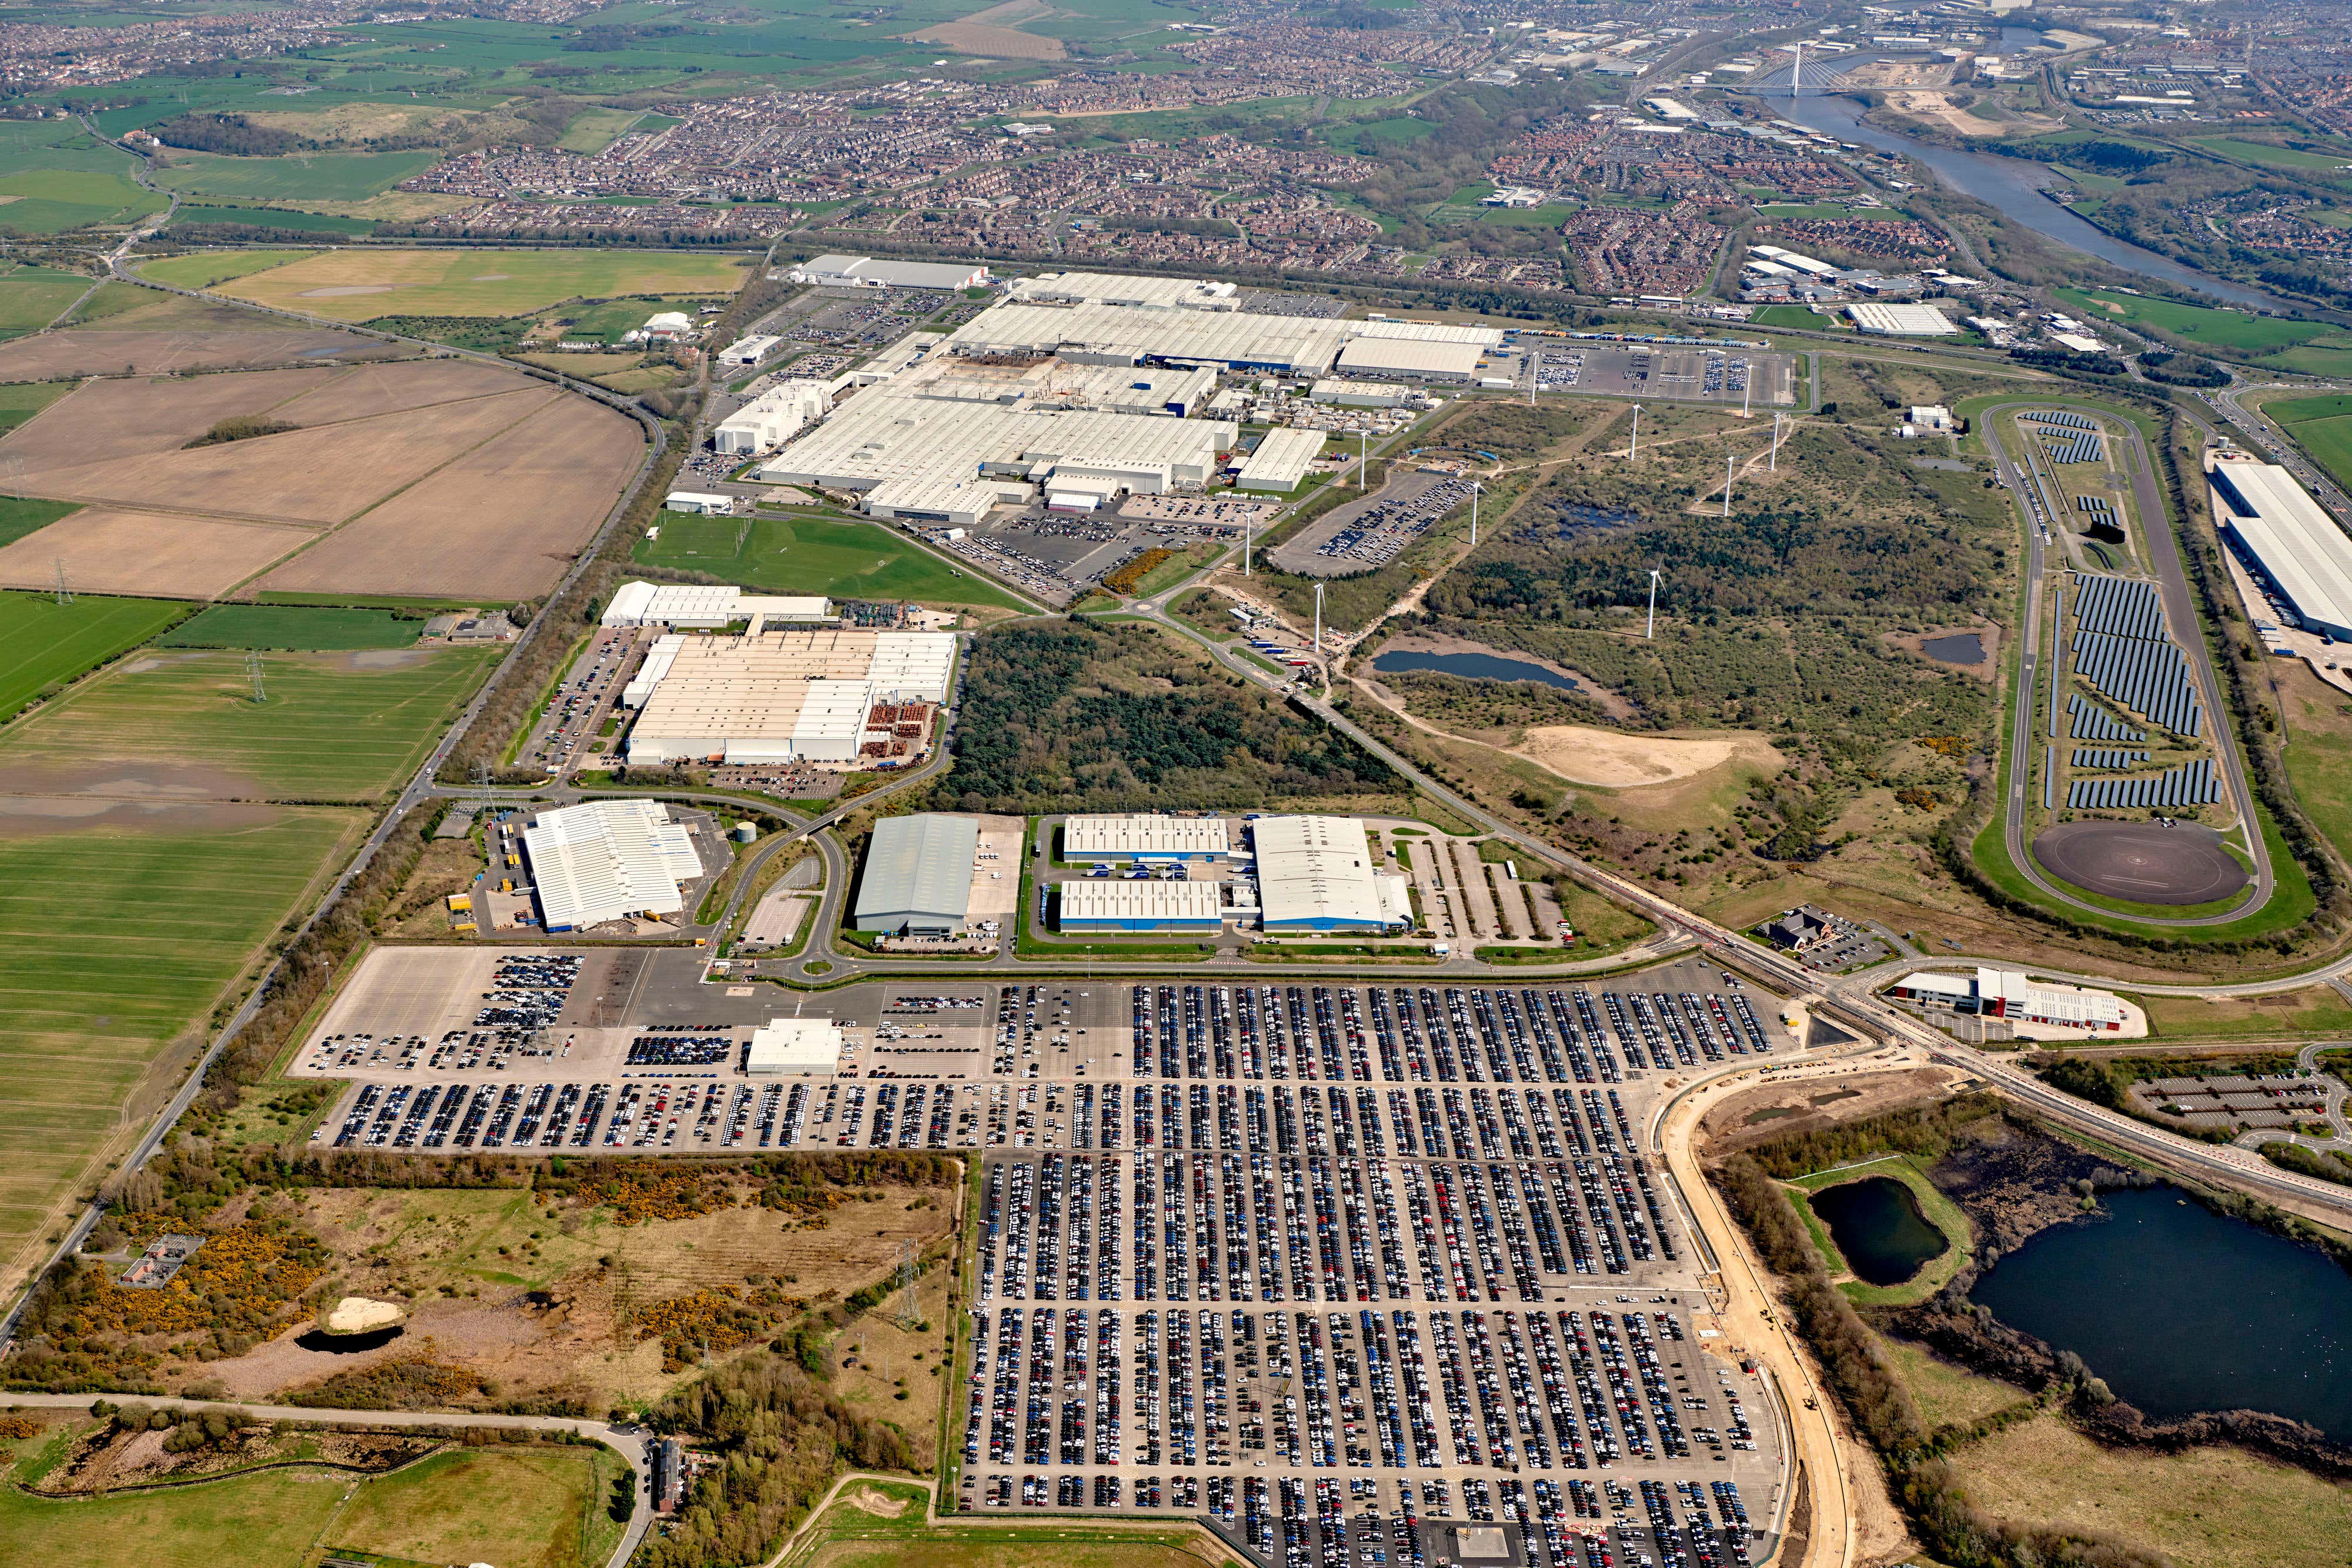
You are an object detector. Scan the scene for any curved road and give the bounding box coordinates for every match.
[1980,399,2273,925]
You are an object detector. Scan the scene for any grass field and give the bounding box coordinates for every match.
[170,203,376,236]
[197,248,749,322]
[2187,135,2352,174]
[0,382,74,436]
[2136,985,2352,1039]
[0,1439,623,1568]
[0,587,185,717]
[2261,393,2352,495]
[0,805,363,1312]
[158,604,426,651]
[557,106,647,153]
[0,645,495,800]
[152,149,440,205]
[2278,658,2352,871]
[135,248,317,292]
[1877,1333,2029,1430]
[1950,1412,2352,1568]
[640,512,1031,610]
[0,494,80,548]
[2055,288,2334,357]
[1752,304,1841,331]
[792,1476,1219,1568]
[0,123,162,234]
[0,265,90,337]
[326,1446,622,1568]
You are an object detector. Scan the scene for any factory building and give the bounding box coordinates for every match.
[1237,427,1329,493]
[713,379,833,455]
[1889,968,2126,1031]
[1005,272,1241,310]
[1845,302,1958,335]
[1310,379,1412,408]
[522,799,703,932]
[1334,337,1485,383]
[855,813,980,935]
[791,255,991,290]
[602,581,831,631]
[943,299,1501,377]
[747,1017,844,1075]
[664,492,734,515]
[1064,814,1230,863]
[623,628,954,764]
[719,334,782,367]
[1059,880,1224,933]
[2208,456,2352,641]
[1252,815,1413,932]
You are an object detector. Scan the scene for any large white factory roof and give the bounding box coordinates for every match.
[1065,814,1231,859]
[2210,459,2352,640]
[1846,302,1957,335]
[1237,427,1329,493]
[943,299,1502,376]
[1007,272,1241,310]
[1253,814,1411,930]
[523,799,703,931]
[1061,880,1225,925]
[796,255,990,290]
[625,628,954,765]
[603,581,833,631]
[1335,336,1486,380]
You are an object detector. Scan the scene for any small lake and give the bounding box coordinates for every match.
[1374,650,1579,690]
[1811,1175,1949,1286]
[1920,633,1985,666]
[1971,1187,2352,1437]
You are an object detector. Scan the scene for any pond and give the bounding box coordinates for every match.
[1919,633,1985,666]
[1971,1186,2352,1438]
[1374,649,1580,690]
[295,1324,405,1354]
[1811,1175,1949,1286]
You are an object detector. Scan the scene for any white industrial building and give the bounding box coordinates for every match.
[1889,968,2126,1031]
[624,628,955,764]
[664,492,734,515]
[603,581,832,632]
[1238,427,1329,493]
[1747,244,1838,278]
[1252,815,1412,933]
[1065,814,1230,862]
[713,379,834,455]
[758,385,1235,526]
[791,255,991,290]
[1846,302,1958,335]
[1334,337,1485,383]
[747,1017,843,1075]
[943,299,1501,377]
[2209,456,2352,641]
[1006,272,1241,310]
[522,799,703,932]
[1311,378,1412,408]
[720,334,783,367]
[1060,880,1224,933]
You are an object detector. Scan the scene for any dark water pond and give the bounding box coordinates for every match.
[1811,1175,1949,1286]
[1919,633,1984,666]
[1374,650,1579,690]
[295,1325,405,1354]
[1971,1187,2352,1437]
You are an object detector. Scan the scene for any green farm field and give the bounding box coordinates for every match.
[0,1437,622,1568]
[0,494,79,549]
[0,121,163,234]
[2056,288,2334,357]
[641,512,1032,610]
[193,247,749,321]
[0,805,363,1314]
[151,149,440,205]
[0,587,185,718]
[168,203,376,236]
[135,248,316,292]
[0,265,90,337]
[2262,393,2352,494]
[158,604,425,651]
[0,645,495,801]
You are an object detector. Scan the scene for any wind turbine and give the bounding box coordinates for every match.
[1646,568,1663,639]
[1629,402,1642,459]
[1770,412,1784,471]
[1723,450,1735,519]
[1312,580,1324,664]
[1469,480,1483,547]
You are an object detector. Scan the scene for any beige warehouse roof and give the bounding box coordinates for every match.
[1065,814,1231,857]
[1061,880,1224,922]
[1238,427,1329,492]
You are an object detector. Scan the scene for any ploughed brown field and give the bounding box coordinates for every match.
[0,358,641,601]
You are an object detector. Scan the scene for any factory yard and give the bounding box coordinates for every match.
[0,358,643,601]
[293,957,1790,1568]
[1271,469,1468,576]
[1487,343,1798,407]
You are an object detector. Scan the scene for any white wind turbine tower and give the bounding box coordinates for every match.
[1723,450,1736,519]
[1646,568,1663,640]
[1629,402,1642,458]
[1469,480,1483,547]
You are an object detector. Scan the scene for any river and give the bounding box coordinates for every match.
[1969,1186,2352,1439]
[1772,67,2292,310]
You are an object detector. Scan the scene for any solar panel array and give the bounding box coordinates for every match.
[2042,432,2103,464]
[2067,694,2143,743]
[2030,409,2097,430]
[2064,758,2221,810]
[2070,574,2201,737]
[2071,748,2149,769]
[2077,494,2117,524]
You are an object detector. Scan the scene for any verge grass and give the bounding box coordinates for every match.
[639,511,1030,610]
[0,645,495,800]
[0,586,185,717]
[1948,1410,2352,1568]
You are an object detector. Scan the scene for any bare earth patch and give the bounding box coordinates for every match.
[904,21,1067,57]
[0,506,313,596]
[1515,724,1782,787]
[0,329,389,380]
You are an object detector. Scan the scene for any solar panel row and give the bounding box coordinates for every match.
[2064,758,2221,810]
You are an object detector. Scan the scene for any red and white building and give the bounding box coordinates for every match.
[1889,967,2126,1032]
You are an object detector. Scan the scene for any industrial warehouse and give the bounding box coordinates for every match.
[1064,814,1230,864]
[856,813,984,937]
[522,799,704,932]
[2208,453,2352,643]
[602,581,833,630]
[1254,813,1413,932]
[623,626,954,765]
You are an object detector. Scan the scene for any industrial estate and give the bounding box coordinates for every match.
[4,5,2352,1568]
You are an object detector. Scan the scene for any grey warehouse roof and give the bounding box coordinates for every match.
[856,813,980,929]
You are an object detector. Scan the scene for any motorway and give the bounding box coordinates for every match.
[1979,400,2273,925]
